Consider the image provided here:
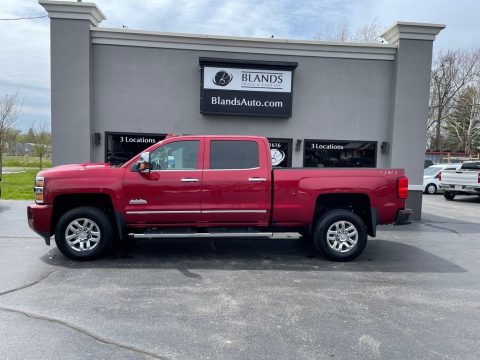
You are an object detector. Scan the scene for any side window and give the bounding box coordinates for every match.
[150,140,199,170]
[210,140,259,169]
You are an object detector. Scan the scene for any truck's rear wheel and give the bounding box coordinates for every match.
[443,192,456,200]
[55,206,114,261]
[313,210,367,262]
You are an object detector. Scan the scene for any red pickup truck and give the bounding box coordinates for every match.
[27,135,411,262]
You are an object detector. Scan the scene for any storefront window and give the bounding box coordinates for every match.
[268,138,292,167]
[304,140,377,168]
[105,132,166,165]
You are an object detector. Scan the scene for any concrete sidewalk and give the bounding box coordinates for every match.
[1,167,26,174]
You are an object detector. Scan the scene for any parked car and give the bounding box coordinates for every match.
[28,135,411,262]
[440,161,480,200]
[423,163,462,194]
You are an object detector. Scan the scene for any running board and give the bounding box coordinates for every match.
[128,232,274,239]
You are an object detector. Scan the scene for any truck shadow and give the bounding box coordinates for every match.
[41,237,466,274]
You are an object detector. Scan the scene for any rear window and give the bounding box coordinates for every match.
[210,140,259,169]
[461,162,480,170]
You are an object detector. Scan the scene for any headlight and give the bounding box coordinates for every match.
[34,176,44,204]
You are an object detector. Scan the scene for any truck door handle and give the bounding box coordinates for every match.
[181,178,200,182]
[248,177,267,182]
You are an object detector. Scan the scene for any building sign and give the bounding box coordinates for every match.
[200,58,297,117]
[105,132,166,165]
[268,138,292,167]
[304,140,377,168]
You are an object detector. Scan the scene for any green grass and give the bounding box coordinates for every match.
[0,169,39,200]
[3,156,52,168]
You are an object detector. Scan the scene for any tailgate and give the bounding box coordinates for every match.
[442,171,479,185]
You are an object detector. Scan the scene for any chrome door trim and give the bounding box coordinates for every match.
[129,232,274,239]
[202,210,267,214]
[126,210,202,214]
[126,210,267,215]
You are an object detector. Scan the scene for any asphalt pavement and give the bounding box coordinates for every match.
[0,195,479,360]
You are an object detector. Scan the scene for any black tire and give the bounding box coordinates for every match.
[443,192,456,200]
[313,209,367,262]
[55,206,114,261]
[425,183,437,195]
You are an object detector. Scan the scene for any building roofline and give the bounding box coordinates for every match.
[39,0,106,26]
[91,27,398,61]
[381,21,445,45]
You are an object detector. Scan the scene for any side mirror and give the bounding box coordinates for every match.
[136,152,151,173]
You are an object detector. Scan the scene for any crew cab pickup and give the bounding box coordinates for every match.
[440,161,480,200]
[27,135,411,262]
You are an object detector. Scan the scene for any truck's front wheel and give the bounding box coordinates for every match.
[313,210,367,262]
[55,206,114,261]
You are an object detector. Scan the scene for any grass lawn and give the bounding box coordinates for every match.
[0,168,39,200]
[3,156,52,168]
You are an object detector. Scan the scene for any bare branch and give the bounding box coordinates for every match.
[0,93,22,183]
[30,121,51,170]
[316,18,383,43]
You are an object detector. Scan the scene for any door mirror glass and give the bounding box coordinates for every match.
[136,152,151,172]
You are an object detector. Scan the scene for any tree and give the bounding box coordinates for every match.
[443,84,480,153]
[29,122,51,169]
[316,18,383,44]
[427,50,480,150]
[351,17,383,43]
[319,21,351,42]
[0,94,21,193]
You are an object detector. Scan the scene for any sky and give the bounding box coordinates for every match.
[1,0,479,132]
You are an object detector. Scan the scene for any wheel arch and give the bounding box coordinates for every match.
[51,194,119,238]
[313,193,375,237]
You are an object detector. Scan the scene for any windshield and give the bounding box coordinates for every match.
[424,166,442,176]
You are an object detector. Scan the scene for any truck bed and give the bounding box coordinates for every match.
[272,168,405,226]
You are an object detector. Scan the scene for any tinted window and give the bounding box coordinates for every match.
[150,140,199,170]
[210,140,259,169]
[105,132,165,165]
[461,162,480,170]
[304,140,377,168]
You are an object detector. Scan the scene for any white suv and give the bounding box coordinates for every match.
[423,163,462,194]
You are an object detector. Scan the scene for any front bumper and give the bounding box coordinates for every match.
[394,208,412,225]
[27,204,53,245]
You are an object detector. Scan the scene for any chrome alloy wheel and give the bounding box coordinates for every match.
[326,220,358,253]
[64,218,101,252]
